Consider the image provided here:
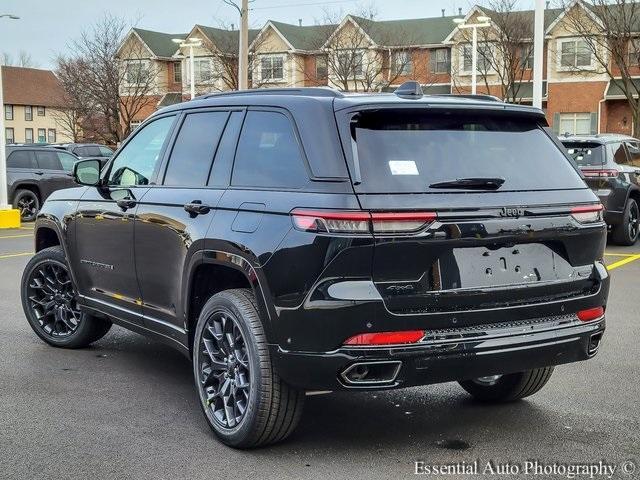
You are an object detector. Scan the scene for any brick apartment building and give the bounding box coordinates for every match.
[117,0,639,137]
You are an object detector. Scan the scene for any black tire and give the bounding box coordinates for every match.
[12,189,40,222]
[458,367,554,403]
[193,289,304,448]
[21,246,112,348]
[612,198,639,246]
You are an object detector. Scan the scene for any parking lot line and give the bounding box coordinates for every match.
[0,234,33,239]
[607,254,640,271]
[603,252,637,257]
[0,252,33,260]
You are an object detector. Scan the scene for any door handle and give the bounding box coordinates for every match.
[184,200,211,217]
[34,171,44,175]
[116,198,137,210]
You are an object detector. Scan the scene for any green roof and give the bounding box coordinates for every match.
[350,15,463,46]
[268,21,337,51]
[133,28,186,58]
[605,79,640,99]
[196,25,260,55]
[480,7,564,32]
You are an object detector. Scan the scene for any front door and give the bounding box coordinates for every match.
[70,115,177,322]
[134,109,240,339]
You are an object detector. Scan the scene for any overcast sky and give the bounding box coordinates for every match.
[0,0,545,69]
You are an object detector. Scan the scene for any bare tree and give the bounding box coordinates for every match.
[56,14,160,143]
[1,50,39,67]
[452,1,535,103]
[560,0,640,133]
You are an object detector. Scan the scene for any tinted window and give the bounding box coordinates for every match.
[164,112,228,187]
[56,152,77,172]
[35,151,63,170]
[99,146,113,157]
[563,142,604,166]
[348,110,586,193]
[7,150,36,168]
[108,116,175,187]
[232,111,308,188]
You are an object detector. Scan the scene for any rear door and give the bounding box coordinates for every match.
[33,150,76,200]
[338,107,604,325]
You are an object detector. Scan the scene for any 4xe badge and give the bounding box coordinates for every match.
[500,207,525,218]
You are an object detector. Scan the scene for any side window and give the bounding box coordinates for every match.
[108,116,175,187]
[608,142,629,165]
[99,146,113,157]
[232,111,308,189]
[164,111,228,187]
[625,141,640,167]
[56,152,78,172]
[35,151,63,170]
[7,151,36,168]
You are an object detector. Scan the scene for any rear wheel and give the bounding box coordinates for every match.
[612,198,639,246]
[193,289,304,448]
[13,189,40,222]
[458,367,554,402]
[21,246,112,348]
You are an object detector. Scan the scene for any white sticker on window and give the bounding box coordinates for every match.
[389,160,419,175]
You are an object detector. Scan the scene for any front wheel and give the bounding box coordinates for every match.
[612,198,639,246]
[21,246,112,348]
[458,367,554,402]
[13,189,40,222]
[193,289,304,448]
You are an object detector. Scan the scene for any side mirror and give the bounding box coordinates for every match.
[73,159,102,186]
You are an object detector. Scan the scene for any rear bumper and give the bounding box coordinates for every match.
[271,318,605,391]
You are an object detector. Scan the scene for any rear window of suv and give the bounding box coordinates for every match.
[346,109,586,193]
[563,142,605,166]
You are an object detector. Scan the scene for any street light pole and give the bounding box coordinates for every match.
[454,16,491,96]
[532,0,545,109]
[0,14,20,212]
[172,38,202,100]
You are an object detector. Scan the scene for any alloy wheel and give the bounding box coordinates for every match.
[26,261,81,337]
[198,311,251,429]
[628,201,639,240]
[17,194,38,220]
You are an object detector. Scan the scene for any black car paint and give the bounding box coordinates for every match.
[33,90,608,391]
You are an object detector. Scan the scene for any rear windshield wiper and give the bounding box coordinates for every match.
[429,177,505,190]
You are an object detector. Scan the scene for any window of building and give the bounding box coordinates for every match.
[559,39,592,69]
[432,48,450,73]
[25,128,34,143]
[25,106,33,121]
[124,60,151,84]
[260,55,285,82]
[5,128,14,144]
[316,56,328,80]
[558,113,592,135]
[462,43,492,72]
[37,106,45,116]
[232,111,308,189]
[48,129,56,143]
[129,120,142,131]
[173,61,182,83]
[628,39,640,66]
[337,50,364,78]
[4,104,13,121]
[521,46,534,69]
[391,51,412,76]
[37,128,46,143]
[108,116,175,186]
[164,111,228,187]
[194,58,214,83]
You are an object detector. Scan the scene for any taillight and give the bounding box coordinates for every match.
[344,330,425,346]
[581,168,619,178]
[571,204,604,224]
[290,209,437,234]
[577,306,604,322]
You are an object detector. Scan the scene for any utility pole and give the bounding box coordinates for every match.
[224,0,250,90]
[532,0,545,109]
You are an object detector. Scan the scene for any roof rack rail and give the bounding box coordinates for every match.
[200,87,344,100]
[431,93,503,102]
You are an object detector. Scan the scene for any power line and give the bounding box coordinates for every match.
[251,0,357,11]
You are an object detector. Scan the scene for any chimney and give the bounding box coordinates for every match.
[298,18,302,26]
[231,23,235,30]
[442,9,445,17]
[458,7,463,16]
[546,1,550,8]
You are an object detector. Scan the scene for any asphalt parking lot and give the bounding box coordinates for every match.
[0,225,638,480]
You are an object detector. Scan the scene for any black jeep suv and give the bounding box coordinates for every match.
[21,84,609,448]
[561,134,640,245]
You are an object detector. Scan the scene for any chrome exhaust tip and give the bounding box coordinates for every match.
[340,360,402,386]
